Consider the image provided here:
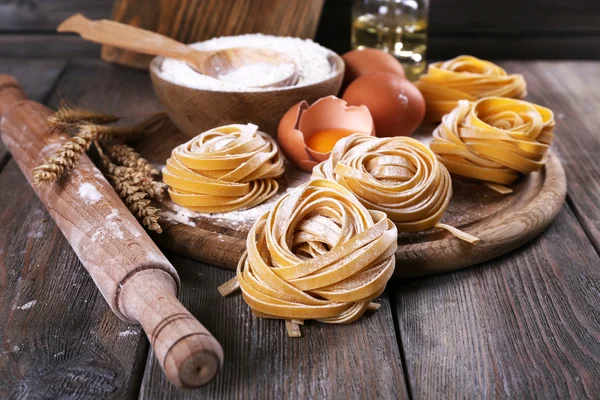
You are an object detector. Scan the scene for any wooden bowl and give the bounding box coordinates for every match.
[149,52,344,138]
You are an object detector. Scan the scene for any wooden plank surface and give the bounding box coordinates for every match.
[393,206,600,398]
[0,59,66,171]
[392,61,600,398]
[0,160,152,398]
[0,164,148,398]
[428,35,600,61]
[0,59,150,398]
[429,0,600,34]
[0,0,111,31]
[139,255,407,399]
[0,35,101,59]
[512,61,600,253]
[44,60,161,115]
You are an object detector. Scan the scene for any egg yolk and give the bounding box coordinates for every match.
[306,129,356,153]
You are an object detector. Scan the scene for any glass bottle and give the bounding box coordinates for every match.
[351,0,429,81]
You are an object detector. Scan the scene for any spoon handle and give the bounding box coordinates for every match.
[58,14,201,65]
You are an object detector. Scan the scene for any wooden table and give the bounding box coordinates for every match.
[0,58,599,399]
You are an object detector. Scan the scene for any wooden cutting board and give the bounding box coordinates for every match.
[136,117,567,278]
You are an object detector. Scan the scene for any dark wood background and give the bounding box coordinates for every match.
[0,0,598,59]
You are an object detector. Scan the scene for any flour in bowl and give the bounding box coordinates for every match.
[217,62,296,87]
[157,34,335,92]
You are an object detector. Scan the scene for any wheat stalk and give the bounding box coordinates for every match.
[31,130,94,185]
[48,101,119,132]
[95,141,163,233]
[31,123,145,185]
[105,143,159,176]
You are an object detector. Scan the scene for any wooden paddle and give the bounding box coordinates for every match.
[0,75,223,388]
[58,14,299,89]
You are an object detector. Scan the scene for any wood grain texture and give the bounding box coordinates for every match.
[2,62,223,388]
[0,59,66,170]
[392,205,600,398]
[429,0,600,34]
[0,59,146,399]
[428,34,600,61]
[508,61,600,255]
[391,61,600,398]
[45,59,162,115]
[0,0,111,31]
[0,35,102,59]
[102,0,325,69]
[0,161,148,399]
[139,252,408,399]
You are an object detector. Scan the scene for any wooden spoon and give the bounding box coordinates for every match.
[58,14,299,89]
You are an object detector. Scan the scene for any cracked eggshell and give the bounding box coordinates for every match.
[277,96,375,171]
[277,101,318,170]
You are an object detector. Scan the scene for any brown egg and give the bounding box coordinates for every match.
[277,96,375,172]
[342,48,406,89]
[343,72,425,137]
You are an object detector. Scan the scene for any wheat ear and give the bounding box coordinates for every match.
[95,141,163,233]
[48,101,119,132]
[105,143,159,176]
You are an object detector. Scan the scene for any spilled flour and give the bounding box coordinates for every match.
[91,209,124,242]
[78,183,103,204]
[160,186,297,230]
[118,328,141,337]
[16,300,37,310]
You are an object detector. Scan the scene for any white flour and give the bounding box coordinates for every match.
[160,186,297,230]
[16,300,37,310]
[158,34,334,92]
[78,183,103,204]
[218,62,296,87]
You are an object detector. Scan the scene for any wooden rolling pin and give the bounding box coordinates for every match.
[0,75,223,388]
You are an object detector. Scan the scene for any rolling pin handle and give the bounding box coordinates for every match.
[118,269,224,388]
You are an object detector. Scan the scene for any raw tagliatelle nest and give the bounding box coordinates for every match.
[312,134,453,233]
[220,179,397,337]
[416,55,527,122]
[430,97,555,193]
[162,123,285,212]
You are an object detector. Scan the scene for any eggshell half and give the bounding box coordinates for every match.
[278,101,308,138]
[277,96,375,171]
[298,96,374,138]
[277,101,313,169]
[301,96,375,164]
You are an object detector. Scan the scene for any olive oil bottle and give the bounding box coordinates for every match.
[351,0,429,81]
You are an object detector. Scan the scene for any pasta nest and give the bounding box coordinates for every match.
[162,124,284,212]
[416,55,527,122]
[430,97,555,186]
[237,179,397,324]
[312,134,452,232]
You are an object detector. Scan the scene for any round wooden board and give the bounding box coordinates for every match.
[137,117,567,278]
